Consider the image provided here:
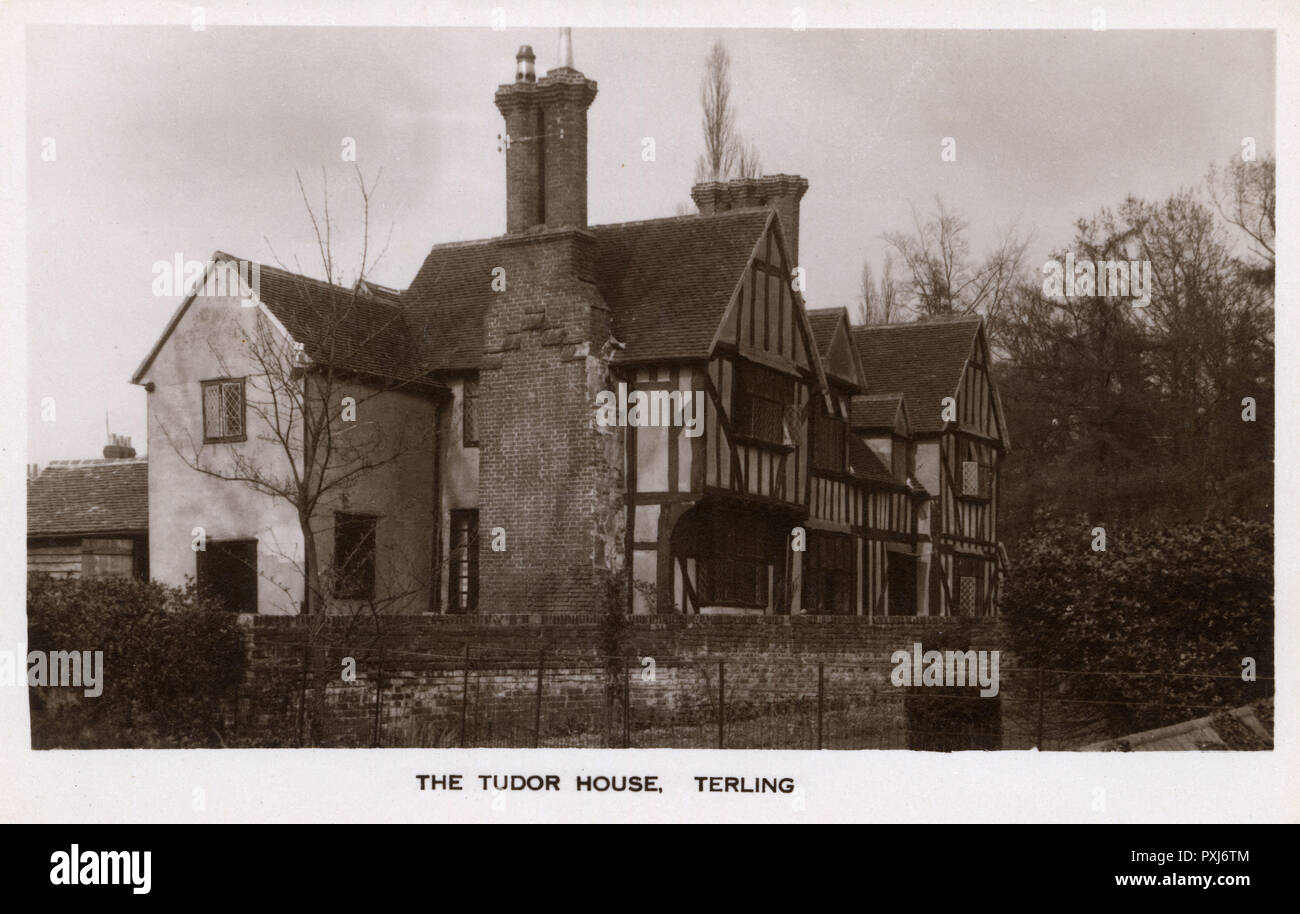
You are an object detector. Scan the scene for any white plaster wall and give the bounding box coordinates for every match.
[140,292,304,614]
[915,439,941,495]
[309,377,438,615]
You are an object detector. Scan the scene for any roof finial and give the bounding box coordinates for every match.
[558,26,573,69]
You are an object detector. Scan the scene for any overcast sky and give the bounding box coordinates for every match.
[25,26,1273,466]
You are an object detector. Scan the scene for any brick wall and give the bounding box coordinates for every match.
[236,613,1019,748]
[475,229,623,615]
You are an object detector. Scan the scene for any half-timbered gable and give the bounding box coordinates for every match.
[852,318,1009,617]
[610,212,831,615]
[804,309,939,618]
[800,309,862,614]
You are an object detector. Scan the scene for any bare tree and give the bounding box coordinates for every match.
[1207,153,1275,286]
[695,39,762,183]
[858,253,900,325]
[883,196,1029,327]
[735,138,762,181]
[154,167,448,741]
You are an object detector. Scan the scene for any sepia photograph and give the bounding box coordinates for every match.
[17,18,1277,754]
[1,0,1293,845]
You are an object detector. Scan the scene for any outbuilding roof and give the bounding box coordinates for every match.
[27,459,149,537]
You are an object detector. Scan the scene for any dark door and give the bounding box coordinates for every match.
[197,539,258,613]
[887,552,917,616]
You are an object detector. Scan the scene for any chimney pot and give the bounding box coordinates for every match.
[515,45,536,82]
[557,27,574,69]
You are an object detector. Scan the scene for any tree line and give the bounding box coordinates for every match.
[857,155,1275,543]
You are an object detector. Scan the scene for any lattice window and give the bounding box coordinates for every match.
[959,575,978,615]
[696,511,771,609]
[733,361,795,446]
[202,378,245,442]
[448,509,479,613]
[961,460,991,498]
[803,532,854,615]
[462,377,479,448]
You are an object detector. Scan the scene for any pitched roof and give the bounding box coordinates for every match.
[594,208,772,363]
[852,393,906,432]
[251,259,436,390]
[1083,699,1273,751]
[806,308,843,356]
[403,238,505,373]
[402,208,774,371]
[133,254,443,395]
[27,459,148,536]
[805,306,866,393]
[851,318,981,434]
[847,435,898,486]
[143,208,776,384]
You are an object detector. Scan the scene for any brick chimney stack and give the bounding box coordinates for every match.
[692,174,809,265]
[495,46,544,233]
[479,31,616,614]
[495,30,598,233]
[103,433,136,459]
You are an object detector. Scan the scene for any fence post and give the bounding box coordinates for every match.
[717,660,726,750]
[1035,668,1046,750]
[231,679,240,743]
[533,649,544,749]
[460,644,470,748]
[296,640,309,748]
[817,662,825,750]
[373,647,384,748]
[623,656,631,749]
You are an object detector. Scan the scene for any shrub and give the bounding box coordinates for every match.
[26,574,247,748]
[1001,518,1272,736]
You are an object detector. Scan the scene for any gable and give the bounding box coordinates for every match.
[133,253,436,393]
[709,214,828,394]
[596,208,773,364]
[807,307,864,389]
[955,324,1010,448]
